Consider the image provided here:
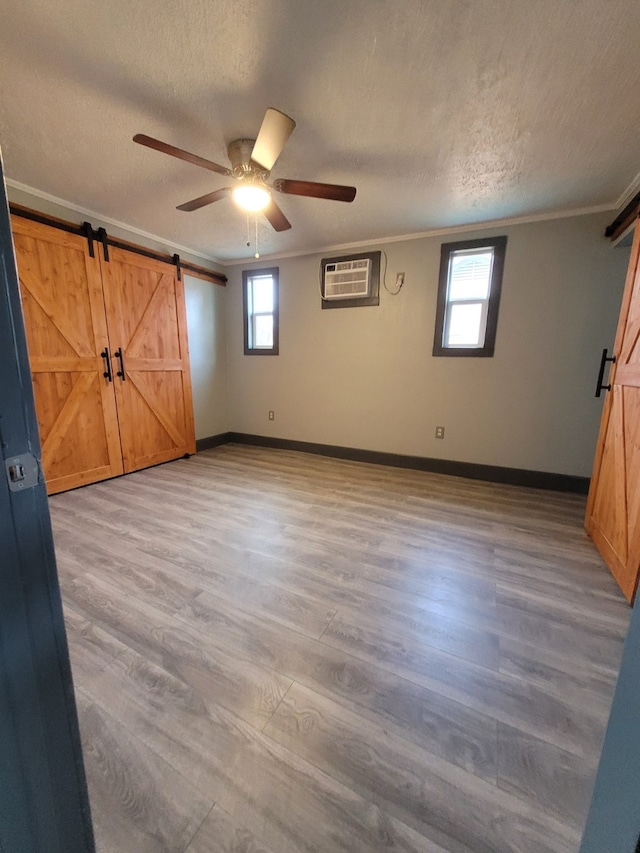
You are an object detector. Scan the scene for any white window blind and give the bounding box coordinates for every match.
[443,248,495,348]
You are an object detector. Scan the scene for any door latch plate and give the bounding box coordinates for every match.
[5,453,39,492]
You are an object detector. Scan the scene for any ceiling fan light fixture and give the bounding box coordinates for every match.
[232,183,271,212]
[133,108,356,235]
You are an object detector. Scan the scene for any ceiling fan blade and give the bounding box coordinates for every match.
[273,178,356,203]
[250,108,296,172]
[263,198,292,232]
[176,187,232,212]
[133,134,232,177]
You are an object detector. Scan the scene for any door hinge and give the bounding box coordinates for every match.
[4,452,39,492]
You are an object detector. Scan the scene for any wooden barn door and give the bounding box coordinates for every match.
[586,221,640,602]
[100,247,196,473]
[11,217,123,494]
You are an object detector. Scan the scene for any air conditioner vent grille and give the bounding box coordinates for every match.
[323,258,370,299]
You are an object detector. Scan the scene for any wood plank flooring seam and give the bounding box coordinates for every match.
[181,800,217,853]
[318,609,338,641]
[260,679,296,735]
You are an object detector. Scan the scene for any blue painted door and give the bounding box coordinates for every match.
[580,598,640,851]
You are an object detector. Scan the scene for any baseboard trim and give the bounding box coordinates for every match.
[199,432,590,494]
[195,432,232,452]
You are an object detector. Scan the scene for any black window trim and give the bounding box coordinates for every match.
[242,266,279,356]
[432,235,507,358]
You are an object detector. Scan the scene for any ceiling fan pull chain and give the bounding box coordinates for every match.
[246,212,251,249]
[255,216,260,258]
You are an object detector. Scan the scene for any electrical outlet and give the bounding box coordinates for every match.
[396,272,405,288]
[435,426,445,439]
[268,410,275,421]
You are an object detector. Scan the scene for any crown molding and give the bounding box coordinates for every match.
[223,202,615,265]
[8,177,631,270]
[615,172,640,210]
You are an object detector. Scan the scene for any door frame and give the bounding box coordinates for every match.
[0,154,95,850]
[580,598,640,851]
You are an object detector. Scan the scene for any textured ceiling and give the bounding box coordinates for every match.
[0,0,639,262]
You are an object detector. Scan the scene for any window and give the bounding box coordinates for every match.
[243,267,279,355]
[433,236,507,357]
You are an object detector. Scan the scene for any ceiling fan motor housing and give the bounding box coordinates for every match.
[227,138,267,181]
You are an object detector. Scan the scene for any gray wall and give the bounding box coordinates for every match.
[225,213,629,477]
[7,184,630,477]
[184,275,229,439]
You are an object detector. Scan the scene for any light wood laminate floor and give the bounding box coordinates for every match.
[49,445,631,853]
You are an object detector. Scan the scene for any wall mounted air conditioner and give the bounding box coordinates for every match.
[320,251,381,309]
[323,258,371,299]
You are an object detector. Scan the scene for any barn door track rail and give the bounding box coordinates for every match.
[9,204,226,286]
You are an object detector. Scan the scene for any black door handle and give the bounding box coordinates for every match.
[101,347,112,382]
[114,347,126,381]
[595,347,616,397]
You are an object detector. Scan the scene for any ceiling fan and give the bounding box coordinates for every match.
[133,108,357,232]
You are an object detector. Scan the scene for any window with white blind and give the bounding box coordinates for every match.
[243,267,279,355]
[433,236,507,357]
